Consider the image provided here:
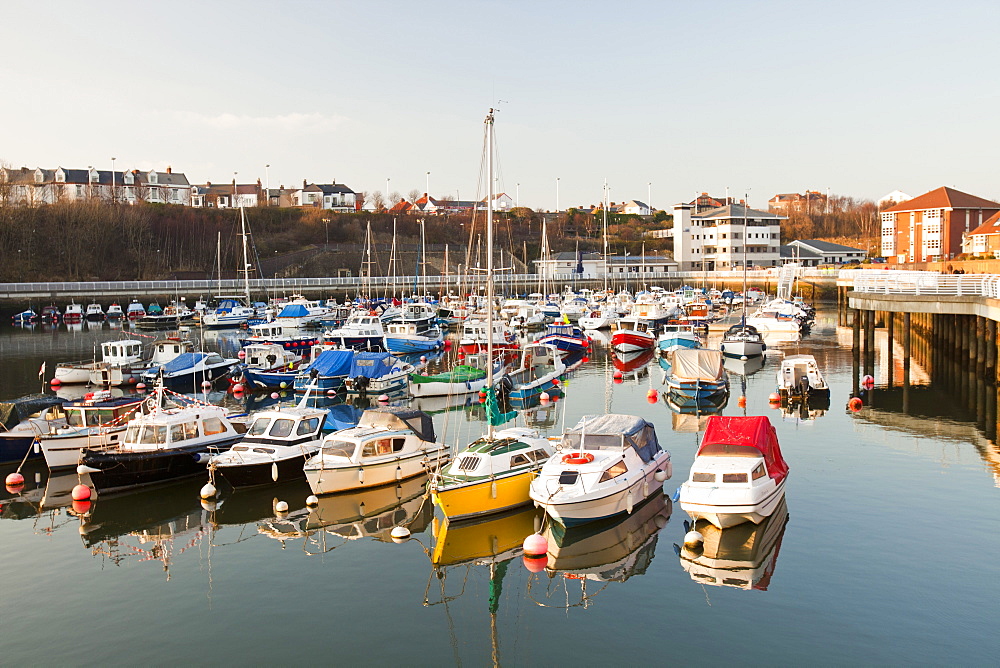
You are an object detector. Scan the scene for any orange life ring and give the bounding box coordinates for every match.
[561,452,594,465]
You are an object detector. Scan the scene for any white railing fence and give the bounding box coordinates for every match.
[846,269,1000,298]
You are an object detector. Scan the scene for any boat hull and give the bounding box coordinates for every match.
[0,434,43,464]
[432,468,538,522]
[720,339,766,358]
[240,368,297,390]
[680,480,787,529]
[81,437,243,495]
[304,448,449,495]
[534,456,672,527]
[385,336,443,354]
[611,331,655,353]
[214,454,309,488]
[39,428,126,470]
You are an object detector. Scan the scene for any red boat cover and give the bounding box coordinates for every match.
[697,415,787,483]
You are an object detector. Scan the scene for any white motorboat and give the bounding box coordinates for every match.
[720,322,766,359]
[459,318,518,353]
[63,302,84,323]
[504,342,566,407]
[56,338,145,385]
[678,415,789,529]
[106,303,124,319]
[209,402,326,487]
[37,393,143,470]
[90,337,193,387]
[409,352,499,397]
[776,354,830,400]
[85,303,105,321]
[303,407,449,495]
[323,312,387,351]
[529,414,672,526]
[610,316,657,352]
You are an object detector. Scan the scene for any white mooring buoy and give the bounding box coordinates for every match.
[683,530,704,549]
[200,483,218,499]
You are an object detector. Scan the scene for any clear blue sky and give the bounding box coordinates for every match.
[2,0,998,210]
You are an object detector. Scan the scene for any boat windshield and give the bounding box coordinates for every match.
[269,419,294,437]
[322,440,357,458]
[248,418,271,436]
[125,424,167,444]
[66,409,84,427]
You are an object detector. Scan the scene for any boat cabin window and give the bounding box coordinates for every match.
[249,418,271,436]
[269,419,294,438]
[752,463,766,480]
[232,446,249,451]
[558,470,579,485]
[527,449,549,461]
[202,417,226,436]
[692,472,715,483]
[362,438,405,457]
[510,453,530,467]
[722,473,748,483]
[136,425,167,444]
[66,409,84,427]
[322,440,357,458]
[599,460,628,482]
[86,410,103,427]
[296,417,320,435]
[253,447,275,454]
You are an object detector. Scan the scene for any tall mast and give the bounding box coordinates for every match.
[239,206,251,304]
[742,193,749,324]
[485,108,495,440]
[215,230,222,295]
[603,178,609,292]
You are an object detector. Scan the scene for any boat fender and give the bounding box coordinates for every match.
[194,452,212,464]
[561,452,594,465]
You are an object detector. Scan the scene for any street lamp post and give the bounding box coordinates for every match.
[386,178,390,206]
[111,157,116,203]
[265,164,270,204]
[233,172,238,208]
[647,182,651,215]
[425,171,430,198]
[516,183,520,208]
[323,218,330,247]
[556,177,560,215]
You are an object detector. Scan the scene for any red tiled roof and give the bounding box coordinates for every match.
[884,186,1000,213]
[969,210,1000,236]
[388,200,413,213]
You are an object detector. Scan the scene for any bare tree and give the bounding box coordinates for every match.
[389,191,402,205]
[370,191,386,212]
[407,188,421,204]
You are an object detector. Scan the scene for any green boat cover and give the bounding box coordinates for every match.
[410,364,487,385]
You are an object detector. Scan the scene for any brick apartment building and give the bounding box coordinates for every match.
[880,187,1000,263]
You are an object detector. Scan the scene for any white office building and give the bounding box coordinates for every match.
[672,203,785,271]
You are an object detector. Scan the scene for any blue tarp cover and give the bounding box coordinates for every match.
[308,350,355,377]
[347,352,397,379]
[323,403,365,431]
[278,304,310,318]
[160,352,208,373]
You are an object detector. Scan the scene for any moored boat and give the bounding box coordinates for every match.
[776,354,829,400]
[341,351,413,396]
[303,407,449,495]
[77,384,247,495]
[678,415,788,529]
[38,393,143,470]
[528,414,672,526]
[209,402,326,488]
[0,395,67,464]
[664,348,729,408]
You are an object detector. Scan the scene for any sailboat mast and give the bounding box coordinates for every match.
[742,193,749,323]
[603,178,609,293]
[239,207,251,304]
[215,230,222,295]
[485,108,496,440]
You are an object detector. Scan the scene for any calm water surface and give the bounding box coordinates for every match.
[1,311,998,666]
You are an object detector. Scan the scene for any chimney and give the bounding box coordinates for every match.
[166,166,172,174]
[206,181,212,187]
[303,179,307,188]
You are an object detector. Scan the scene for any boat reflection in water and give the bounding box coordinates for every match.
[526,493,671,608]
[779,395,829,423]
[723,353,766,379]
[76,477,311,577]
[426,505,542,666]
[258,474,433,552]
[613,348,655,380]
[676,498,789,591]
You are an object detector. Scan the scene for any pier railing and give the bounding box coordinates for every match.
[848,269,1000,298]
[0,267,839,300]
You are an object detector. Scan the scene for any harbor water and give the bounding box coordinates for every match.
[1,310,998,665]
